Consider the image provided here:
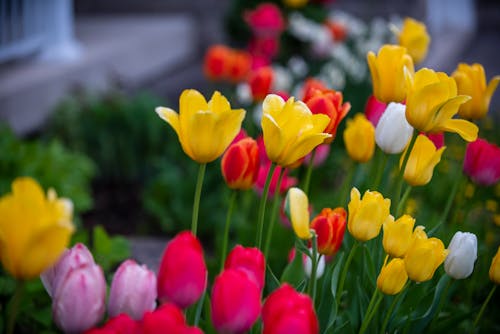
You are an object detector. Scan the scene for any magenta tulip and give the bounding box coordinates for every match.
[224,245,265,291]
[463,138,500,186]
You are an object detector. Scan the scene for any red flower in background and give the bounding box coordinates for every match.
[204,45,251,83]
[310,208,347,256]
[142,304,203,334]
[364,95,387,127]
[249,66,274,101]
[423,132,445,149]
[262,284,319,334]
[222,137,260,190]
[325,20,347,42]
[244,3,285,38]
[227,50,252,82]
[463,138,500,186]
[157,231,207,309]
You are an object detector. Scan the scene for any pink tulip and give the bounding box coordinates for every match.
[157,231,207,308]
[364,95,387,127]
[463,138,500,186]
[211,269,261,334]
[304,144,331,167]
[423,132,445,149]
[108,259,157,320]
[244,3,285,38]
[262,284,318,334]
[224,245,266,291]
[142,303,203,334]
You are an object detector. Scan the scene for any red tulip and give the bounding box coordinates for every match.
[364,95,387,127]
[325,20,347,41]
[221,138,260,190]
[142,303,203,334]
[310,207,347,256]
[248,36,280,60]
[211,269,261,334]
[262,284,318,334]
[423,132,445,149]
[463,138,500,186]
[227,50,252,83]
[157,231,207,308]
[224,245,266,291]
[301,78,329,102]
[249,66,274,101]
[204,45,232,81]
[304,89,351,142]
[84,314,140,334]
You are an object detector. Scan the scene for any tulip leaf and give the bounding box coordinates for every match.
[280,243,306,288]
[266,264,281,293]
[320,252,344,332]
[92,225,131,272]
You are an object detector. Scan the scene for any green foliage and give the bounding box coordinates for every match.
[91,225,131,274]
[0,125,95,215]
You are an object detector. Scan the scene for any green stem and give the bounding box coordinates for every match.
[380,281,410,333]
[264,168,285,258]
[307,233,319,302]
[338,161,356,207]
[256,163,277,248]
[429,278,453,330]
[303,149,316,196]
[7,280,24,334]
[428,174,463,236]
[393,133,417,213]
[220,190,238,271]
[192,163,207,236]
[396,184,412,217]
[359,290,383,334]
[474,284,497,328]
[372,149,389,191]
[193,290,206,326]
[337,240,359,305]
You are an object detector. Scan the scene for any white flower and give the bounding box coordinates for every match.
[303,250,325,280]
[375,102,413,154]
[444,231,477,279]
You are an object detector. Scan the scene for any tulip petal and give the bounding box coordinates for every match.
[485,75,500,102]
[281,133,331,167]
[216,108,246,157]
[156,107,195,159]
[262,94,286,119]
[288,188,311,239]
[441,119,478,142]
[433,95,471,127]
[262,113,285,162]
[188,111,219,163]
[208,91,231,115]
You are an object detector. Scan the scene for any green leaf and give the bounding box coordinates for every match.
[92,225,131,272]
[280,244,305,287]
[322,252,345,332]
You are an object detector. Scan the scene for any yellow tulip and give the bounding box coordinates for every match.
[283,0,308,8]
[261,94,331,167]
[156,89,246,163]
[0,177,74,279]
[377,258,408,295]
[286,187,311,239]
[452,63,500,120]
[382,214,415,258]
[397,18,430,64]
[347,187,392,242]
[489,246,500,284]
[405,68,478,142]
[343,113,375,163]
[367,44,414,103]
[401,134,446,186]
[404,226,448,282]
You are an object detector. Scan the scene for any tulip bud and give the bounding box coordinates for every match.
[444,232,477,279]
[382,215,415,258]
[404,226,449,282]
[249,67,274,101]
[375,102,414,154]
[84,313,140,334]
[142,303,202,334]
[221,137,260,190]
[225,245,266,291]
[204,45,231,81]
[343,113,375,163]
[348,187,391,242]
[463,138,500,186]
[262,284,318,334]
[108,259,157,320]
[489,246,500,284]
[211,269,261,334]
[397,18,430,64]
[157,231,207,309]
[310,208,346,256]
[285,187,311,239]
[303,251,325,280]
[377,258,408,295]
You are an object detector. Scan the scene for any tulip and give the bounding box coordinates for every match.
[463,138,500,186]
[283,0,308,8]
[382,215,415,258]
[52,258,106,333]
[303,250,325,279]
[489,246,500,284]
[377,258,408,295]
[444,231,477,279]
[397,17,430,64]
[157,231,207,308]
[227,50,252,83]
[203,45,231,81]
[224,245,266,291]
[85,314,140,334]
[249,67,274,101]
[301,78,328,102]
[304,88,351,142]
[375,102,414,154]
[142,303,202,334]
[364,95,387,127]
[401,134,446,186]
[424,132,445,149]
[221,137,260,190]
[0,177,74,279]
[211,269,261,334]
[255,161,297,197]
[155,89,246,163]
[348,187,392,242]
[343,113,375,163]
[262,284,319,334]
[108,259,157,320]
[405,68,478,142]
[304,144,330,167]
[452,63,500,120]
[244,3,285,38]
[285,187,311,239]
[248,36,280,61]
[367,44,414,103]
[325,20,347,42]
[404,226,449,282]
[261,94,331,167]
[310,208,346,256]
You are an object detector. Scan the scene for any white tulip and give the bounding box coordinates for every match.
[375,102,413,154]
[444,231,477,279]
[304,251,325,280]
